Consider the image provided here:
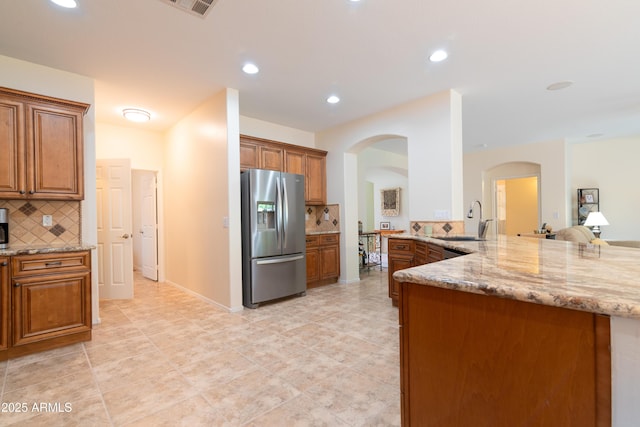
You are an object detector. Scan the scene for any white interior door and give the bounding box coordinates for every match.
[96,159,134,299]
[141,172,158,281]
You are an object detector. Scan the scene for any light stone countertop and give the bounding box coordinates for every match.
[0,243,95,256]
[391,233,640,319]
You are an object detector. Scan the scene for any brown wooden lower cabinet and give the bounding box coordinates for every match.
[388,239,446,306]
[399,282,611,427]
[306,233,340,287]
[0,257,9,353]
[0,250,92,360]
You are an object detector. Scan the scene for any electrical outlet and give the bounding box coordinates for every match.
[43,215,53,227]
[324,212,330,221]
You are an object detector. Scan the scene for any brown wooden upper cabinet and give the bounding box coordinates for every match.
[0,87,89,201]
[240,135,327,205]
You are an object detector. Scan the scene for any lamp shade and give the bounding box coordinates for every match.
[584,211,609,227]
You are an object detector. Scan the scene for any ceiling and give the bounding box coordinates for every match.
[1,0,639,152]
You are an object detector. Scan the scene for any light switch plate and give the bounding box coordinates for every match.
[43,215,53,227]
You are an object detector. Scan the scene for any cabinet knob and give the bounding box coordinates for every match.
[14,282,20,287]
[0,262,7,267]
[19,190,25,195]
[120,234,130,239]
[28,190,35,194]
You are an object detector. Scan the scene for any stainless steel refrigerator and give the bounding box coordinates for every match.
[241,169,306,308]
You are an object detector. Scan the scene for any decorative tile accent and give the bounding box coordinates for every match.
[442,223,453,233]
[323,207,329,213]
[316,219,321,226]
[412,223,421,232]
[332,219,338,226]
[307,207,313,215]
[49,224,66,237]
[19,202,37,216]
[0,200,81,246]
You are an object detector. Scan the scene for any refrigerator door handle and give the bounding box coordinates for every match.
[275,177,281,248]
[256,255,304,265]
[282,176,289,249]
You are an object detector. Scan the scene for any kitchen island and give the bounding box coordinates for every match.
[392,234,640,426]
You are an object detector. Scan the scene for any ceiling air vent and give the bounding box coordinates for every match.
[160,0,218,18]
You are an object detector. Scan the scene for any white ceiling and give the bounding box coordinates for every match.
[1,0,639,152]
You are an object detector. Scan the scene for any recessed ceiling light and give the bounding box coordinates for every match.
[429,50,448,62]
[50,0,77,8]
[242,63,259,74]
[327,95,340,104]
[122,108,151,123]
[546,81,573,91]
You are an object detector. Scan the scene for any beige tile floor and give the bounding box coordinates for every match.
[0,269,400,426]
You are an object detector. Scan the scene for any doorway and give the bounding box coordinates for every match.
[495,176,539,236]
[132,170,159,281]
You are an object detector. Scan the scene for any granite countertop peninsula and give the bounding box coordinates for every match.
[392,233,640,319]
[306,230,341,235]
[0,243,95,256]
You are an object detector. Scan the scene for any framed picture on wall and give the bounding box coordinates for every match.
[380,221,391,230]
[381,187,400,216]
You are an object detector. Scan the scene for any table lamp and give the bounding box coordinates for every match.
[584,211,609,238]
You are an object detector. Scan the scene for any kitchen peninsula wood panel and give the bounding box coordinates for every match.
[399,282,611,426]
[0,87,89,200]
[240,135,328,205]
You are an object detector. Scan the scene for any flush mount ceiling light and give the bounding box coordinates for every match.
[242,63,259,74]
[50,0,77,8]
[546,81,573,91]
[429,49,448,62]
[122,108,151,123]
[327,95,340,104]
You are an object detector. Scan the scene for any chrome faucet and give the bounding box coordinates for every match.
[467,200,493,239]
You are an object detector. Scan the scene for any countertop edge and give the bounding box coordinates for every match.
[0,244,96,256]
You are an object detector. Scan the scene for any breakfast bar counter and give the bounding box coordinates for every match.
[392,234,640,426]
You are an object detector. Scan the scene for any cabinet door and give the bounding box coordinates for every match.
[305,153,326,205]
[320,244,340,280]
[284,150,305,175]
[260,145,284,171]
[26,103,84,200]
[12,271,91,346]
[306,247,319,283]
[0,99,26,198]
[388,255,413,303]
[240,140,260,171]
[0,257,9,352]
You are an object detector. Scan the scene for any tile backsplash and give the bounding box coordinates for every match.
[305,204,340,233]
[0,200,81,246]
[410,220,465,236]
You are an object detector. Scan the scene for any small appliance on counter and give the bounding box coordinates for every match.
[0,208,8,249]
[241,169,306,308]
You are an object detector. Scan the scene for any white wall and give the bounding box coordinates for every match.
[464,139,568,236]
[164,88,242,310]
[317,90,463,284]
[240,116,316,148]
[569,137,640,240]
[0,55,99,323]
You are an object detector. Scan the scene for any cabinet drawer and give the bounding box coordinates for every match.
[389,239,414,253]
[306,235,319,247]
[319,234,339,246]
[12,251,90,277]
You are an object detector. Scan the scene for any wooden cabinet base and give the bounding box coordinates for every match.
[0,330,91,361]
[399,282,611,426]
